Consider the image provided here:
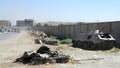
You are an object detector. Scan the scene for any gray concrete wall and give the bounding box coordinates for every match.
[111,22,120,44]
[38,21,120,44]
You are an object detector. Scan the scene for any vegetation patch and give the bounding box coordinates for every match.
[49,36,72,45]
[60,38,72,44]
[49,35,57,39]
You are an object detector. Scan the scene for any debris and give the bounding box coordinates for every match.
[31,57,48,64]
[35,39,41,44]
[37,46,50,54]
[30,31,47,41]
[48,51,70,63]
[15,51,40,64]
[30,31,59,45]
[44,40,59,45]
[15,46,70,65]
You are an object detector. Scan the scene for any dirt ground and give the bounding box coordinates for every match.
[0,31,120,68]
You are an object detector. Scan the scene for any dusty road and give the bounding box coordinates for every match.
[0,31,120,68]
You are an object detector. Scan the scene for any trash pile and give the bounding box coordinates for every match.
[15,46,70,65]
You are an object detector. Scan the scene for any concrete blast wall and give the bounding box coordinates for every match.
[38,21,120,44]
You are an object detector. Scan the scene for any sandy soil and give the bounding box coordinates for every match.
[0,31,120,68]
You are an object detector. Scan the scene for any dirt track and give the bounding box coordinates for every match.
[0,31,120,68]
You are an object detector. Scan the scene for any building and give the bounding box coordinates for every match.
[0,20,11,29]
[16,20,25,27]
[16,19,34,27]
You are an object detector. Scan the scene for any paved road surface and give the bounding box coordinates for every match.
[0,32,19,40]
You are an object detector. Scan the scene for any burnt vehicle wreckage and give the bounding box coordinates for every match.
[15,46,70,64]
[72,29,116,50]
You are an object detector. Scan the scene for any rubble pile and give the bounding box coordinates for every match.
[30,31,59,45]
[30,31,47,44]
[15,46,70,65]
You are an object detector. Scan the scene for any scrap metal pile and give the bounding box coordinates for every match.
[15,46,70,64]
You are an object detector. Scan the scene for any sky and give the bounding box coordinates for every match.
[0,0,120,25]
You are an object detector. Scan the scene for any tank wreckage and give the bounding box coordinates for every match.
[72,29,116,50]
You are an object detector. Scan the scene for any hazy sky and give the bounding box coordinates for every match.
[0,0,120,25]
